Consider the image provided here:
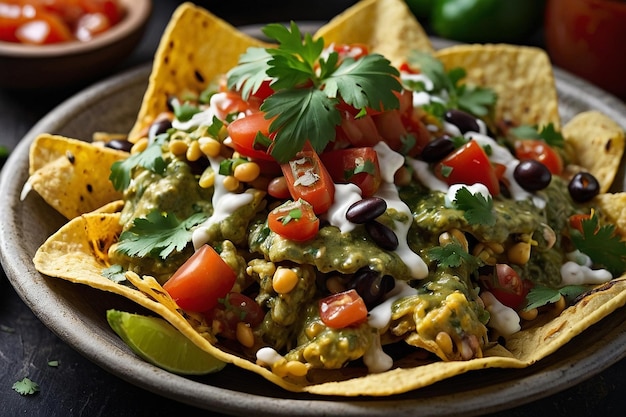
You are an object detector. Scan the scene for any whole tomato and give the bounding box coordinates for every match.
[544,0,626,99]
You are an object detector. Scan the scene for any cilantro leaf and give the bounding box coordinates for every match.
[456,84,498,117]
[524,284,588,311]
[13,377,39,396]
[171,99,201,122]
[429,241,479,270]
[116,211,207,259]
[510,122,564,148]
[453,187,496,226]
[263,88,340,159]
[228,22,401,163]
[110,137,167,191]
[570,215,626,276]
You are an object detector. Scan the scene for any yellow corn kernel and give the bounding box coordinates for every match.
[198,136,222,157]
[435,331,454,356]
[284,361,309,377]
[518,308,538,321]
[553,295,566,315]
[186,140,203,161]
[272,267,299,294]
[236,322,255,348]
[130,137,148,154]
[222,175,240,192]
[168,139,188,156]
[199,169,215,188]
[507,241,531,265]
[233,161,261,183]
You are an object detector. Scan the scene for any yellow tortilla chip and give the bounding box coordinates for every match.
[435,44,561,130]
[33,211,626,396]
[595,193,626,237]
[25,134,127,220]
[563,110,625,193]
[128,2,272,141]
[313,0,434,65]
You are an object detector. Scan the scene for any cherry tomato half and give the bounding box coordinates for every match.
[319,289,368,329]
[163,244,236,313]
[320,147,382,197]
[480,264,532,310]
[268,199,320,242]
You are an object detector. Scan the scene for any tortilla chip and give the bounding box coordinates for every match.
[33,211,626,395]
[25,134,127,220]
[595,193,626,237]
[562,110,626,193]
[313,0,434,65]
[435,44,561,130]
[128,3,272,141]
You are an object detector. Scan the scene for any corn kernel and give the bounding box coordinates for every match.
[186,140,203,161]
[435,331,454,355]
[169,139,188,156]
[284,361,309,377]
[222,175,240,192]
[130,137,148,154]
[518,308,538,321]
[198,136,222,157]
[508,241,531,265]
[234,162,261,183]
[236,322,255,348]
[272,267,299,294]
[199,169,215,188]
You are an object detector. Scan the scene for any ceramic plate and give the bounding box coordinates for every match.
[2,37,626,416]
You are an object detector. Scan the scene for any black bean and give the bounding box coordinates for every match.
[365,220,399,251]
[348,267,396,308]
[444,109,480,134]
[420,135,455,162]
[513,159,552,191]
[104,139,133,153]
[568,171,600,202]
[346,197,387,224]
[149,119,172,141]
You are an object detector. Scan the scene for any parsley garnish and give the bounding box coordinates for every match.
[570,214,626,276]
[510,122,564,148]
[453,187,496,226]
[12,377,39,396]
[171,99,201,122]
[227,22,402,163]
[110,135,167,191]
[116,211,207,259]
[429,241,480,270]
[406,51,497,117]
[281,207,302,225]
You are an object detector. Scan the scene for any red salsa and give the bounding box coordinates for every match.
[0,0,124,44]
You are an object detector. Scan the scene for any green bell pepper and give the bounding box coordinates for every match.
[429,0,545,43]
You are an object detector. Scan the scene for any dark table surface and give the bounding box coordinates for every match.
[2,1,626,416]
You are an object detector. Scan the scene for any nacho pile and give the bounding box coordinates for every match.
[27,0,626,397]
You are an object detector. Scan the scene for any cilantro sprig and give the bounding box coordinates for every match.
[570,214,626,276]
[429,241,480,270]
[509,123,564,148]
[110,134,167,191]
[406,51,497,117]
[227,22,402,163]
[116,210,207,259]
[524,284,589,311]
[453,187,496,226]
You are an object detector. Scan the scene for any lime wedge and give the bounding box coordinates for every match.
[106,309,226,375]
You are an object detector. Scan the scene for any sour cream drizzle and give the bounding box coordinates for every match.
[191,155,254,250]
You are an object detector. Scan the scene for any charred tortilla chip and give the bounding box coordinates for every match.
[25,134,127,220]
[313,0,434,65]
[562,111,625,193]
[128,2,272,141]
[435,44,561,130]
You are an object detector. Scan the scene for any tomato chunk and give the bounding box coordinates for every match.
[319,289,368,329]
[205,292,265,340]
[479,264,532,310]
[226,111,275,161]
[281,144,335,214]
[163,244,236,313]
[268,199,320,241]
[514,139,563,175]
[320,147,382,197]
[435,140,500,196]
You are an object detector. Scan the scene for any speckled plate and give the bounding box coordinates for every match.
[2,36,626,416]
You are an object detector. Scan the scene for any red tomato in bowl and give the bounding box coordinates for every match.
[544,0,626,99]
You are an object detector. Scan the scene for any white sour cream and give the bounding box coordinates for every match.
[560,262,612,286]
[480,291,521,337]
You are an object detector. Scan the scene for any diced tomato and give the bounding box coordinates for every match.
[335,110,383,148]
[226,111,276,161]
[205,292,265,340]
[435,140,501,196]
[320,147,382,197]
[268,199,320,241]
[568,213,593,234]
[213,91,253,121]
[74,12,111,41]
[163,244,236,313]
[480,264,532,310]
[319,289,368,329]
[330,42,369,61]
[281,144,335,214]
[514,139,563,175]
[15,11,73,44]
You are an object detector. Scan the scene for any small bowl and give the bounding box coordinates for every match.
[0,0,152,90]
